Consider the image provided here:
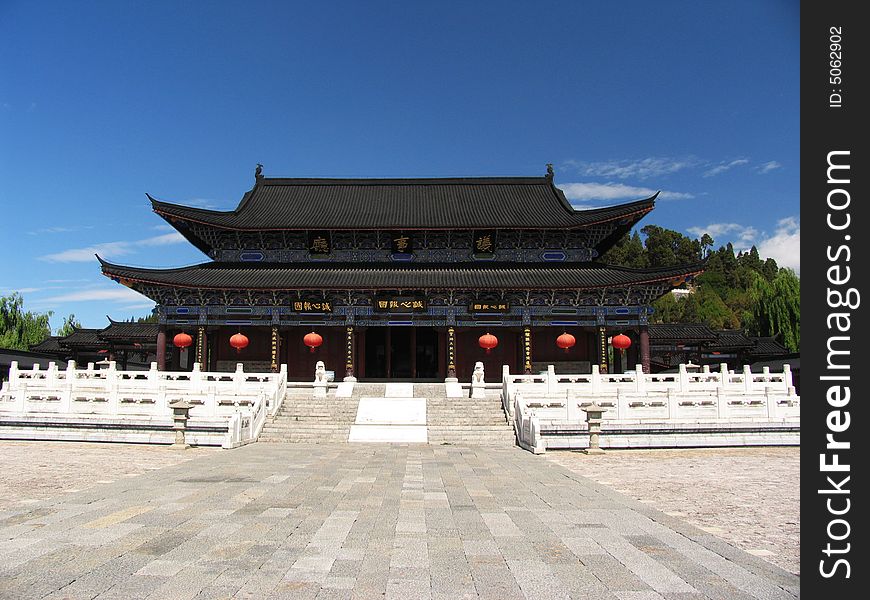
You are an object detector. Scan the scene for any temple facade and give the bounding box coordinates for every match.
[100,167,703,380]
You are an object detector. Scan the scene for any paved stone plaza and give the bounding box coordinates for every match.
[545,448,799,575]
[0,442,799,600]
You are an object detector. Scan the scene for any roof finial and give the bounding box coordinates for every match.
[255,163,263,180]
[546,163,554,178]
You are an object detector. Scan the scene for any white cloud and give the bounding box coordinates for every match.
[560,182,693,202]
[27,225,94,236]
[39,287,148,304]
[38,232,186,263]
[703,158,750,177]
[687,223,758,246]
[562,157,699,180]
[757,217,800,273]
[757,161,782,174]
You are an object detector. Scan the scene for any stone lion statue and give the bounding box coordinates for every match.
[314,360,327,383]
[472,361,485,384]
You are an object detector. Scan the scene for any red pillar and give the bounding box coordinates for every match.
[640,325,651,373]
[156,326,166,371]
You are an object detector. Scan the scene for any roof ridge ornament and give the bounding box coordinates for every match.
[546,163,554,179]
[255,163,263,181]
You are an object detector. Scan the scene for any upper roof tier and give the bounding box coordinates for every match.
[150,175,657,231]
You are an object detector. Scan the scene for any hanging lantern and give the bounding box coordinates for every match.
[229,332,249,353]
[478,332,498,354]
[556,332,576,353]
[611,333,632,353]
[173,332,193,349]
[303,331,323,353]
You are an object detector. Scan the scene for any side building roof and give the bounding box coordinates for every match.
[99,258,703,293]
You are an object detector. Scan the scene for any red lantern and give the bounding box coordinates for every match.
[478,332,498,354]
[173,332,193,349]
[556,332,576,353]
[303,331,323,353]
[229,332,249,353]
[611,333,632,353]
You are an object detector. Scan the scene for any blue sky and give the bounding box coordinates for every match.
[0,1,799,332]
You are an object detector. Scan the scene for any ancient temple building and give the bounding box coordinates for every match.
[99,166,703,380]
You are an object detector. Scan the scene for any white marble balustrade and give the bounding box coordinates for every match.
[0,360,288,448]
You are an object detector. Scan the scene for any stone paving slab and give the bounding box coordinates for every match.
[0,442,798,599]
[544,448,799,575]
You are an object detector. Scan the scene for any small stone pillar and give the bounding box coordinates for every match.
[313,360,328,398]
[169,399,194,449]
[581,403,608,455]
[471,361,486,399]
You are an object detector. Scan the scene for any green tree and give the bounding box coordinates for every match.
[58,314,81,337]
[751,268,800,351]
[0,293,53,350]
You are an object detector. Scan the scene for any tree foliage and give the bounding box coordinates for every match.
[0,293,53,350]
[751,269,800,352]
[58,314,82,337]
[602,227,799,350]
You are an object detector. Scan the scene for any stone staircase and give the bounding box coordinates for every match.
[420,385,516,446]
[258,383,515,446]
[257,384,379,443]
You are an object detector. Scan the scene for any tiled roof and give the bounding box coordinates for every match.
[709,330,754,350]
[749,336,790,356]
[58,328,104,348]
[100,321,160,340]
[150,176,656,231]
[648,323,717,342]
[29,336,66,354]
[100,260,703,292]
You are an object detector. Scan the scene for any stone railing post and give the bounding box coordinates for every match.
[546,365,557,396]
[634,364,646,394]
[590,364,601,397]
[766,387,777,419]
[716,387,728,419]
[783,364,793,390]
[719,363,729,390]
[233,363,245,394]
[581,403,608,455]
[743,365,754,393]
[678,364,689,392]
[8,361,19,390]
[106,361,119,415]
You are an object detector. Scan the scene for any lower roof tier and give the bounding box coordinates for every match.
[100,259,703,292]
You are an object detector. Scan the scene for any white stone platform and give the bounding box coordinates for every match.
[347,388,428,443]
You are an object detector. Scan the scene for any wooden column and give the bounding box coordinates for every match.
[345,326,355,379]
[640,325,650,373]
[410,327,417,378]
[385,328,392,378]
[522,327,533,374]
[597,326,609,374]
[270,326,279,373]
[156,326,167,371]
[446,327,457,380]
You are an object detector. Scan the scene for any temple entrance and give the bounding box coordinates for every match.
[362,326,440,380]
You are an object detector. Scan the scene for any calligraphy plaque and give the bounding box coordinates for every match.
[307,231,332,255]
[373,296,427,313]
[469,302,510,314]
[391,232,413,255]
[472,230,497,256]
